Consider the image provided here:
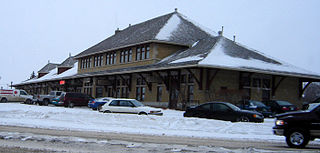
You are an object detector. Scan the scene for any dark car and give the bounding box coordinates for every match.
[262,100,298,114]
[237,100,274,118]
[88,97,111,111]
[183,102,264,123]
[52,92,93,108]
[273,103,320,148]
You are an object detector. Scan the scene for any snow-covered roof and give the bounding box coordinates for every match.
[16,62,78,85]
[18,11,320,86]
[75,11,212,59]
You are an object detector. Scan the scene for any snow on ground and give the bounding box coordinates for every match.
[0,103,319,144]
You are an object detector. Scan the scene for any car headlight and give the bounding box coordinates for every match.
[275,120,285,126]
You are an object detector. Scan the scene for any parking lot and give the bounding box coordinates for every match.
[0,102,319,152]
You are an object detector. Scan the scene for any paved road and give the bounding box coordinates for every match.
[0,125,319,152]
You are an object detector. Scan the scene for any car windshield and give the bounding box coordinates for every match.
[276,100,292,106]
[305,103,320,112]
[250,101,266,107]
[130,100,144,107]
[225,103,241,111]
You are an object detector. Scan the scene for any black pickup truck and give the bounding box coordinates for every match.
[273,103,320,148]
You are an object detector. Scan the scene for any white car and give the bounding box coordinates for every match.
[100,98,163,116]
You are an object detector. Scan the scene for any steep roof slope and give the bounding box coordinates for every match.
[38,63,59,73]
[75,11,214,58]
[58,56,76,68]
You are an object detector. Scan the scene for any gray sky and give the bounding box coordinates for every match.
[1,0,320,88]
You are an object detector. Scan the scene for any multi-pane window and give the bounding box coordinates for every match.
[94,55,103,67]
[136,45,150,61]
[136,77,146,101]
[120,49,132,63]
[80,57,92,69]
[106,52,117,65]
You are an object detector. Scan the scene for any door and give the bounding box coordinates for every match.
[117,100,135,113]
[19,90,29,102]
[311,105,320,137]
[194,103,212,118]
[212,103,234,121]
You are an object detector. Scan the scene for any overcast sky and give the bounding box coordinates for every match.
[0,0,319,88]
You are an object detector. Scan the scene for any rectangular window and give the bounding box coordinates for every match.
[113,52,117,64]
[136,87,141,101]
[128,49,132,62]
[100,55,103,66]
[106,52,116,65]
[106,54,109,65]
[141,47,145,60]
[120,51,124,63]
[157,86,162,102]
[146,45,150,59]
[94,56,97,67]
[136,47,141,61]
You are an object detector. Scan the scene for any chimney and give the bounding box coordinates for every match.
[115,28,121,34]
[69,53,71,57]
[218,26,224,36]
[175,8,178,12]
[129,24,131,27]
[233,35,236,42]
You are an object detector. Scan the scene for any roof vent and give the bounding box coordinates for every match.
[233,35,236,42]
[129,24,131,27]
[174,8,178,12]
[115,28,121,34]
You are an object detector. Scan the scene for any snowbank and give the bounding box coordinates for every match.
[0,103,319,144]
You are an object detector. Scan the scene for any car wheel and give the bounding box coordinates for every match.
[1,98,7,103]
[103,110,111,113]
[286,129,309,148]
[237,116,250,122]
[43,99,49,106]
[68,102,74,108]
[138,112,147,115]
[26,99,32,104]
[97,105,103,112]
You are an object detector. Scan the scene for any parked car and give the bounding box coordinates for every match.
[183,102,264,123]
[100,98,163,115]
[51,92,93,108]
[237,100,274,118]
[34,91,64,106]
[88,97,111,111]
[0,89,33,104]
[273,103,320,148]
[262,100,298,114]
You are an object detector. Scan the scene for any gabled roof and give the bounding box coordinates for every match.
[75,11,215,58]
[38,63,59,73]
[58,56,76,68]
